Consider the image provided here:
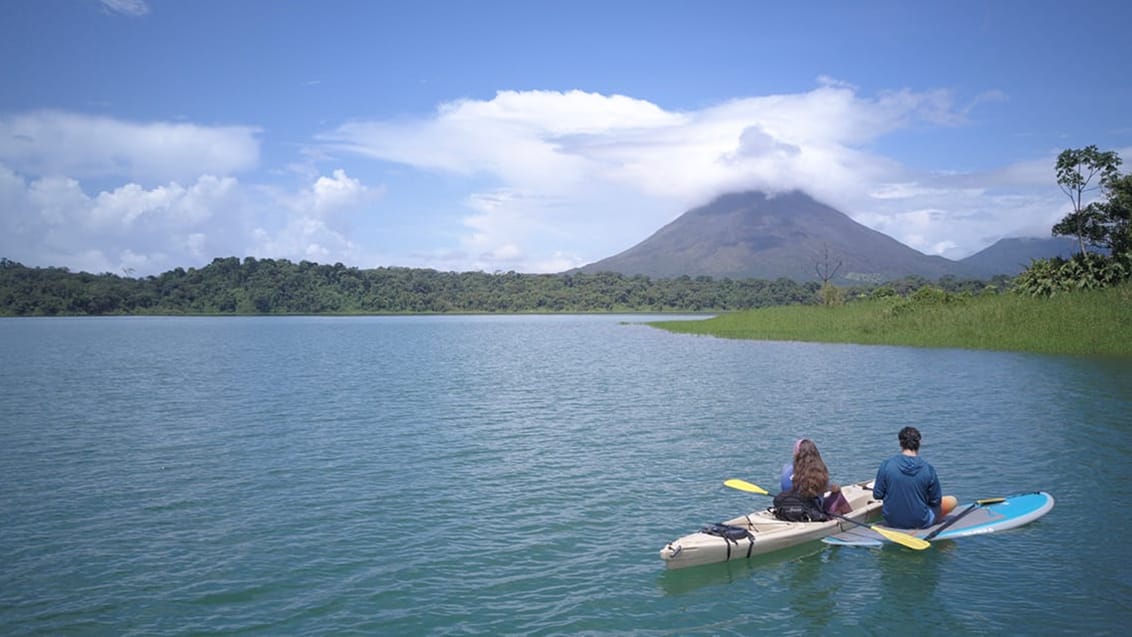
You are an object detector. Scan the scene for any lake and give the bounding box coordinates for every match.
[1,315,1130,635]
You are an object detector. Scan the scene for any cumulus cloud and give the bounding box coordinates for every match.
[5,87,1118,277]
[319,83,1040,268]
[0,111,259,184]
[292,168,382,215]
[0,167,244,274]
[0,161,382,275]
[247,168,384,266]
[89,175,237,228]
[853,163,1065,258]
[249,217,358,265]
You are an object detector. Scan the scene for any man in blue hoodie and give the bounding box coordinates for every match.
[873,427,957,529]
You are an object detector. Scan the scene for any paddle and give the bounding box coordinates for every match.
[723,478,769,495]
[723,478,930,551]
[828,512,931,550]
[923,497,1006,541]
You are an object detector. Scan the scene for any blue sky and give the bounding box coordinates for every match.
[2,0,1130,276]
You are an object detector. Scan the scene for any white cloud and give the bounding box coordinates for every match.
[868,183,959,200]
[299,168,381,215]
[27,176,89,226]
[100,0,150,16]
[0,104,521,273]
[321,90,685,192]
[246,168,385,266]
[89,175,237,228]
[0,163,384,275]
[0,111,259,184]
[5,90,1124,278]
[0,169,245,274]
[319,84,1027,269]
[851,172,1065,258]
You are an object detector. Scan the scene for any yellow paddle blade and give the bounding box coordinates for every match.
[723,478,769,495]
[871,525,931,550]
[976,497,1006,505]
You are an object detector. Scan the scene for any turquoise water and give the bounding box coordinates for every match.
[2,315,1130,636]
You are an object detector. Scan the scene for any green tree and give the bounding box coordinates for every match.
[1054,145,1122,254]
[1096,173,1132,257]
[1015,148,1131,296]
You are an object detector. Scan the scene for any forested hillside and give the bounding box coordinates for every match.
[0,256,996,316]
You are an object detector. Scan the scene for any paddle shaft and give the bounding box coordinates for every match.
[723,479,929,550]
[829,512,931,550]
[830,512,872,531]
[923,497,1006,541]
[923,503,977,540]
[830,512,887,534]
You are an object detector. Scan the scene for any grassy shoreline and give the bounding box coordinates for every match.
[650,284,1132,358]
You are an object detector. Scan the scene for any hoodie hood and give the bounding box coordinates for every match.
[897,454,926,476]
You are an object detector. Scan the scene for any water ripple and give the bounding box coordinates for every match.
[2,316,1130,635]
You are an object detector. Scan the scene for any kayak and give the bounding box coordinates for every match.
[659,480,882,569]
[823,490,1054,547]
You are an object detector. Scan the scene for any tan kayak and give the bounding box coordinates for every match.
[659,480,882,569]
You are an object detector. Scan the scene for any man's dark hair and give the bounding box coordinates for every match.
[899,426,921,451]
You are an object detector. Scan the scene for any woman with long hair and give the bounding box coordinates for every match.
[783,438,852,515]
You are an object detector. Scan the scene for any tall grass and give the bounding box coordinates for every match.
[652,283,1132,357]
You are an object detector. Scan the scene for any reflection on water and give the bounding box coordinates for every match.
[783,547,838,632]
[2,316,1131,636]
[876,543,943,598]
[657,541,826,597]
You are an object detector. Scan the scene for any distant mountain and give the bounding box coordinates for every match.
[577,190,981,283]
[959,237,1080,277]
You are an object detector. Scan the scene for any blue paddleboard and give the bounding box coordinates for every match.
[823,491,1054,547]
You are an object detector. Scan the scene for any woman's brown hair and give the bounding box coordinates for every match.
[792,439,830,498]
